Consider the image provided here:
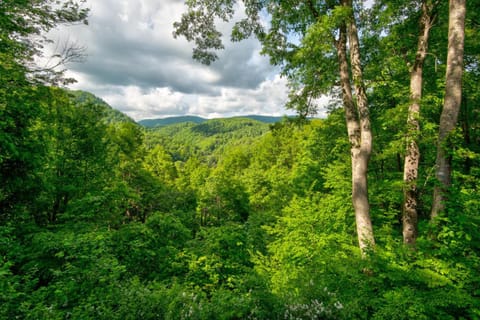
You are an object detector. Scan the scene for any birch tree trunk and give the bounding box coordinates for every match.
[402,0,435,245]
[431,0,466,219]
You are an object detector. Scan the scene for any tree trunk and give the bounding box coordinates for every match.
[431,0,465,219]
[346,0,375,253]
[337,0,375,254]
[336,25,360,153]
[402,0,434,246]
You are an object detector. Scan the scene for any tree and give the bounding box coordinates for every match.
[402,0,438,245]
[343,0,375,251]
[174,0,375,253]
[0,0,88,84]
[0,0,89,221]
[0,77,45,221]
[331,1,375,253]
[36,89,110,224]
[431,0,466,219]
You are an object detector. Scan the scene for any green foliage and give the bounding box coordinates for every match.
[0,81,44,221]
[3,0,480,314]
[112,212,191,280]
[144,145,178,185]
[2,91,480,318]
[69,90,136,124]
[146,117,269,163]
[34,88,111,224]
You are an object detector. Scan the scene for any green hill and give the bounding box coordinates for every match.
[145,117,269,162]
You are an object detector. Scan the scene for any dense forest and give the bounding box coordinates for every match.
[1,0,479,319]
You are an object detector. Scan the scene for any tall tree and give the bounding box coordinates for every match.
[431,0,466,219]
[174,0,375,253]
[402,0,437,245]
[344,0,375,251]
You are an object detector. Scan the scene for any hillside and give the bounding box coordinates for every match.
[145,117,270,162]
[68,90,136,124]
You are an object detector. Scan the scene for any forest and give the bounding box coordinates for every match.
[1,0,479,319]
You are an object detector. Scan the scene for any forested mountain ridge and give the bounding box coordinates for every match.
[146,117,270,162]
[2,0,480,319]
[138,115,288,128]
[139,115,207,127]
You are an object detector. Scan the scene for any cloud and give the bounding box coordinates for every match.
[193,75,293,118]
[84,74,294,121]
[51,0,295,120]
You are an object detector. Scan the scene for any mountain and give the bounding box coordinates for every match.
[138,116,207,127]
[67,90,291,129]
[138,115,288,128]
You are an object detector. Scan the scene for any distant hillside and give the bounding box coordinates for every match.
[145,117,270,162]
[233,115,287,124]
[139,116,206,127]
[138,115,288,128]
[68,90,136,124]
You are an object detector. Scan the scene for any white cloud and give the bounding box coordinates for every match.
[193,75,292,118]
[90,74,293,121]
[49,0,299,120]
[101,86,187,120]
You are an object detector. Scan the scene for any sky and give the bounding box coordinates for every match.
[47,0,306,121]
